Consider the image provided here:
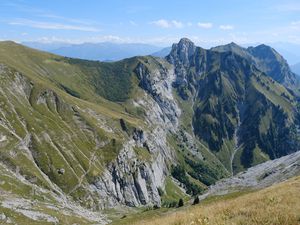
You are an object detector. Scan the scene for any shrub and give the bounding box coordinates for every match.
[171,165,204,196]
[193,196,200,205]
[178,198,184,207]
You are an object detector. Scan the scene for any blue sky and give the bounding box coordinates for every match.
[1,0,300,46]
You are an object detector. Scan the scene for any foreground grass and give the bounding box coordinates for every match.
[131,176,300,225]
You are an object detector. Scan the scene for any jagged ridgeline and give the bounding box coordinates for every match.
[0,38,299,213]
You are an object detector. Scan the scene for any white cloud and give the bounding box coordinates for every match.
[197,22,213,29]
[150,19,184,28]
[172,20,183,28]
[219,25,234,30]
[8,19,100,32]
[150,19,171,28]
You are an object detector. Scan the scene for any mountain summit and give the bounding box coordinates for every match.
[247,44,297,86]
[167,37,196,66]
[212,42,299,92]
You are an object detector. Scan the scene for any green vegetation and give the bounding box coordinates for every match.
[64,58,133,102]
[185,157,225,186]
[177,198,184,207]
[133,147,151,161]
[160,177,188,208]
[171,165,205,196]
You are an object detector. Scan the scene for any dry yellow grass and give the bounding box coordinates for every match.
[133,176,300,225]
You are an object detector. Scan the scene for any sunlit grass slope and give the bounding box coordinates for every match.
[128,176,300,225]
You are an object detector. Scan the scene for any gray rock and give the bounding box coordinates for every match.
[57,168,65,175]
[0,213,6,220]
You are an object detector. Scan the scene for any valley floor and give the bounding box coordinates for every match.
[113,176,300,225]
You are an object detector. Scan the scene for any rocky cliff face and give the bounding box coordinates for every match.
[88,58,181,208]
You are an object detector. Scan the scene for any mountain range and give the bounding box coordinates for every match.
[0,38,299,224]
[22,41,300,66]
[23,41,163,61]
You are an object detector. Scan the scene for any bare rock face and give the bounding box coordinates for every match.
[165,38,198,93]
[135,59,181,128]
[167,38,196,66]
[90,61,181,208]
[91,145,164,208]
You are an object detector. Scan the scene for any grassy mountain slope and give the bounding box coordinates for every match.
[128,176,300,225]
[0,63,133,207]
[0,41,136,103]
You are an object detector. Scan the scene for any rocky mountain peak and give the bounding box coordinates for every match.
[167,38,196,66]
[227,42,240,48]
[211,42,298,90]
[248,44,297,86]
[211,42,246,54]
[248,44,279,60]
[177,37,194,47]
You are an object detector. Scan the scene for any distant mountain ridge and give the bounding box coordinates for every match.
[23,41,164,61]
[151,47,172,58]
[23,41,300,66]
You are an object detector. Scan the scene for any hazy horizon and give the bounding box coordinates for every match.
[1,0,300,47]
